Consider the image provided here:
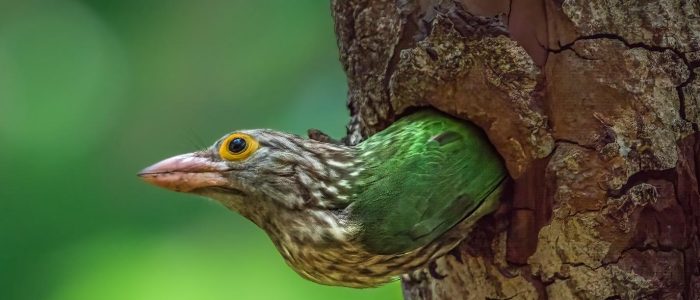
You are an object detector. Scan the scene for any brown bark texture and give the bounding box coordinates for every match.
[331,0,700,299]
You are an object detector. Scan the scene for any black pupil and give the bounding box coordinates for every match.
[228,137,247,153]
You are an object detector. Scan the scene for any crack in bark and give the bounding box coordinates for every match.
[551,33,686,58]
[607,168,677,198]
[554,138,596,151]
[542,246,686,285]
[542,246,691,298]
[381,2,419,130]
[547,32,698,129]
[506,0,513,26]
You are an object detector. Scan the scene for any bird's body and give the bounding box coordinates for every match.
[140,110,506,287]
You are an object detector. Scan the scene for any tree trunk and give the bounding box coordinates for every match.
[331,0,700,298]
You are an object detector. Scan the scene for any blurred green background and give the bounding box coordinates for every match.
[0,0,402,299]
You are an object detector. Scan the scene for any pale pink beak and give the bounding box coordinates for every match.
[138,153,230,193]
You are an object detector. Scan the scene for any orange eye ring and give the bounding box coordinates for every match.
[219,133,259,161]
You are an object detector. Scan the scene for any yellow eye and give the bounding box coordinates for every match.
[219,133,259,161]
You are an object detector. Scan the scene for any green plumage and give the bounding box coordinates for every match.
[351,110,506,254]
[141,108,508,287]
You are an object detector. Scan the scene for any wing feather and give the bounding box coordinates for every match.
[350,110,506,255]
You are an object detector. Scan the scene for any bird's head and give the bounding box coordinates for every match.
[139,129,358,226]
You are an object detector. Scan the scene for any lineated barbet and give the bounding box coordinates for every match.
[139,110,506,288]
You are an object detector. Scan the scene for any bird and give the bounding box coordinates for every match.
[139,109,507,288]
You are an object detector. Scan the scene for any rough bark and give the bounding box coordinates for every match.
[331,0,700,299]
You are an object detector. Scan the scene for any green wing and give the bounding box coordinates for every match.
[350,110,506,255]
